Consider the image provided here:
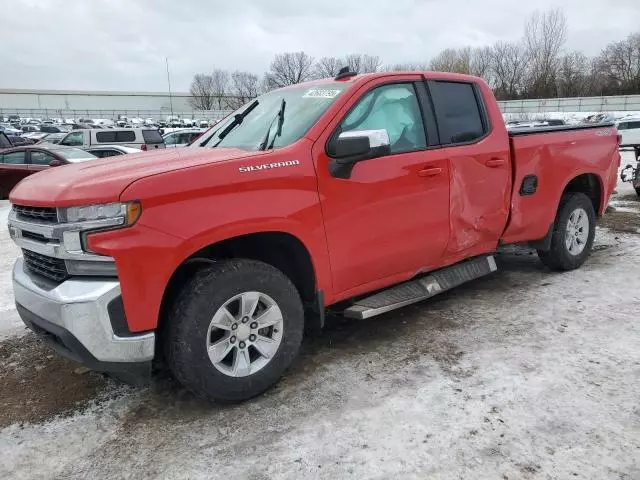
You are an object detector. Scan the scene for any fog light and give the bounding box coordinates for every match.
[65,260,117,276]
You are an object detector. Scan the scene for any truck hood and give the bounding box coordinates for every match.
[10,148,267,207]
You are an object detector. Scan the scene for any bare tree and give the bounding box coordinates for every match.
[471,46,494,83]
[490,41,528,100]
[593,32,640,95]
[429,48,472,74]
[343,53,383,73]
[188,74,216,110]
[315,56,344,78]
[265,52,315,89]
[384,62,429,71]
[523,9,567,98]
[227,71,260,109]
[556,51,595,97]
[210,69,230,110]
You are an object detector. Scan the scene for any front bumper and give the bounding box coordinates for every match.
[13,258,155,375]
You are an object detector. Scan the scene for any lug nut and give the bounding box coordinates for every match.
[230,336,236,344]
[231,323,238,330]
[239,341,246,349]
[242,316,249,323]
[250,322,258,329]
[249,334,256,342]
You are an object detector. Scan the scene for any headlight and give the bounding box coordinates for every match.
[60,201,141,226]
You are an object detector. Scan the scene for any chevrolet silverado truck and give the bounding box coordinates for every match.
[8,70,620,402]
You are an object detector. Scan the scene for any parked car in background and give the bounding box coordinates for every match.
[21,125,39,133]
[0,124,22,136]
[8,136,34,146]
[37,132,66,144]
[22,132,50,143]
[163,128,203,148]
[0,144,97,198]
[0,132,12,150]
[59,128,166,151]
[83,145,143,158]
[7,115,20,123]
[40,125,62,133]
[616,118,640,159]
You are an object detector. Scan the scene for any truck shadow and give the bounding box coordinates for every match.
[1,241,615,428]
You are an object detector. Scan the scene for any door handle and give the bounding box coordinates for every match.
[418,167,443,177]
[485,158,505,168]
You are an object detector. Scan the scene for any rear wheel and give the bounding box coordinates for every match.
[538,192,596,271]
[164,259,304,403]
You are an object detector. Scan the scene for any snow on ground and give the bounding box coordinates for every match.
[0,153,639,479]
[503,110,640,124]
[0,201,24,340]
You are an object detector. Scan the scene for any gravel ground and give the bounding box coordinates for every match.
[0,155,639,479]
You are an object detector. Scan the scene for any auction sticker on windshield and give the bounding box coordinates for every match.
[302,89,342,99]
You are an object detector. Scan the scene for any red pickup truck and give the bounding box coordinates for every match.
[8,71,619,402]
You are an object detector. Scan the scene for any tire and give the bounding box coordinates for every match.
[164,259,304,403]
[538,192,596,271]
[635,187,640,197]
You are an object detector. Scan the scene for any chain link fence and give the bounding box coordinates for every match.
[2,95,640,123]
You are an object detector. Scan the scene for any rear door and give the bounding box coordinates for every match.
[0,150,31,197]
[427,78,511,260]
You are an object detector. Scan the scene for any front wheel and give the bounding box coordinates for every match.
[164,259,304,403]
[538,192,596,271]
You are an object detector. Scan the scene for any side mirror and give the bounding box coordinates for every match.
[329,129,391,179]
[49,159,63,167]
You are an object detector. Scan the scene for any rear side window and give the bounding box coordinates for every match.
[2,151,27,164]
[629,121,640,129]
[142,130,163,143]
[116,131,136,142]
[429,81,487,144]
[96,131,117,142]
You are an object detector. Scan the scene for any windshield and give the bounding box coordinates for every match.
[194,83,349,151]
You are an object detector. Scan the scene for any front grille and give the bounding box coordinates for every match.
[22,249,69,282]
[14,205,58,223]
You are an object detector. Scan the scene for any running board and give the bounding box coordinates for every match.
[343,255,497,319]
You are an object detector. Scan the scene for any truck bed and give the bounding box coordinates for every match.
[501,123,620,245]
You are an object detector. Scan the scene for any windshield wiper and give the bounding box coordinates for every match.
[213,99,259,147]
[259,99,286,151]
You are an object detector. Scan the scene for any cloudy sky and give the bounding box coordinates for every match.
[1,0,638,92]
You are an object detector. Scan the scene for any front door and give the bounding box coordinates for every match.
[314,78,450,296]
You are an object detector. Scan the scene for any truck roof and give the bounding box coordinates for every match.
[281,71,486,90]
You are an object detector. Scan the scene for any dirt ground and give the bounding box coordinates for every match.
[0,164,639,479]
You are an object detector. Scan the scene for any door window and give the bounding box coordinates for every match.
[30,151,58,165]
[164,133,178,145]
[429,81,487,144]
[2,151,27,164]
[338,83,427,154]
[61,131,84,146]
